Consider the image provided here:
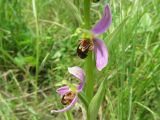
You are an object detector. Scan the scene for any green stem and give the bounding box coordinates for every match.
[84,0,95,101]
[84,0,91,29]
[85,52,94,101]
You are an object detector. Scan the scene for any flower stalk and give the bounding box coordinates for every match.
[84,0,95,101]
[51,2,112,119]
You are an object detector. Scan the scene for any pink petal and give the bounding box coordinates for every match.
[56,86,70,96]
[51,95,78,113]
[68,67,85,92]
[68,67,85,81]
[77,79,84,92]
[91,4,112,35]
[94,38,108,71]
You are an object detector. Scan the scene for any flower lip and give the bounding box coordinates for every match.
[51,95,78,113]
[61,91,76,105]
[77,39,94,59]
[77,39,90,59]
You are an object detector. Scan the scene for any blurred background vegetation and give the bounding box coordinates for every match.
[0,0,160,120]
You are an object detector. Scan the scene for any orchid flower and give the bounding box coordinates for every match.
[51,66,85,113]
[77,4,112,71]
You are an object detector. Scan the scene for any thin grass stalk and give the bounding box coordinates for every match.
[127,1,139,118]
[118,1,124,119]
[32,0,40,101]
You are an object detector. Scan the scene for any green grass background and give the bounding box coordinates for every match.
[0,0,160,120]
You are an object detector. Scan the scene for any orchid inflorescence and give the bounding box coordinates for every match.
[51,4,112,113]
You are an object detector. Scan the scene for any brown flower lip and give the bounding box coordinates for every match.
[77,39,93,59]
[61,91,76,105]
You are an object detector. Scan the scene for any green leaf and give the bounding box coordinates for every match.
[79,91,89,109]
[88,80,106,120]
[65,111,74,120]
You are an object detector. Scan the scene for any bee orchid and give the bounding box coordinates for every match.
[77,4,112,71]
[51,66,85,113]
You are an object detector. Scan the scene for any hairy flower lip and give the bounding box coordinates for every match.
[51,95,78,113]
[77,39,94,59]
[61,91,77,105]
